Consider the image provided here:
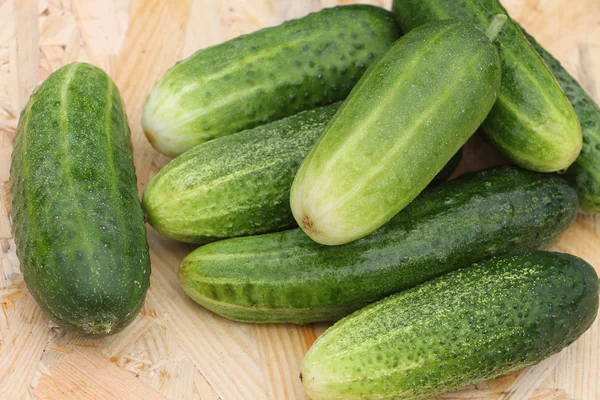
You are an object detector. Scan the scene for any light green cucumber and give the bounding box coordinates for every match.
[290,19,501,245]
[142,5,399,157]
[301,251,599,400]
[392,0,582,172]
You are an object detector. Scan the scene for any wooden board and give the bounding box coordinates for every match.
[0,0,599,399]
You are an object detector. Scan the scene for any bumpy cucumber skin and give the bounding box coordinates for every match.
[179,167,578,324]
[301,251,599,400]
[142,5,399,157]
[143,103,458,243]
[290,20,500,245]
[392,0,582,173]
[520,28,600,212]
[11,63,150,336]
[143,104,340,243]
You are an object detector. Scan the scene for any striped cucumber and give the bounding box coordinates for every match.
[10,63,151,336]
[143,104,339,243]
[179,166,578,323]
[521,27,600,212]
[392,0,582,173]
[290,19,501,245]
[142,5,399,157]
[301,251,599,400]
[143,103,457,243]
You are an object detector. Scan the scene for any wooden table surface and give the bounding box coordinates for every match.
[0,0,599,399]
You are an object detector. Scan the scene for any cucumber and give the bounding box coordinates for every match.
[10,63,151,336]
[392,0,582,173]
[143,104,340,243]
[290,19,501,245]
[143,103,459,243]
[142,5,399,157]
[301,251,599,400]
[520,28,600,212]
[179,166,578,324]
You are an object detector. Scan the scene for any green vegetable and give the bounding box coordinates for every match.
[290,19,501,245]
[11,63,151,336]
[179,166,578,323]
[143,103,460,243]
[142,5,399,157]
[521,27,600,212]
[143,104,339,243]
[301,251,599,400]
[392,0,582,173]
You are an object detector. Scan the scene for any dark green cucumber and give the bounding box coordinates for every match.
[10,63,151,336]
[301,251,599,400]
[142,5,399,157]
[143,103,458,243]
[392,0,582,173]
[520,28,600,212]
[179,166,578,323]
[290,19,501,245]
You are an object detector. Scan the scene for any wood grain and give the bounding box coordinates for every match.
[0,0,598,399]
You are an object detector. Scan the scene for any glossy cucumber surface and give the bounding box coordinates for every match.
[521,27,600,212]
[11,63,150,336]
[301,251,599,400]
[290,19,500,245]
[392,0,582,172]
[180,167,578,324]
[142,5,399,157]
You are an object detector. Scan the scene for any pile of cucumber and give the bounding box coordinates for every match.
[9,1,600,399]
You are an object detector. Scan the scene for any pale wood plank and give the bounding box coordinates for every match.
[113,0,193,149]
[497,352,566,400]
[112,321,198,399]
[0,293,49,399]
[102,314,155,360]
[193,369,222,400]
[253,324,316,399]
[13,0,39,110]
[144,230,266,399]
[551,317,599,400]
[34,348,167,400]
[193,370,222,400]
[70,0,127,74]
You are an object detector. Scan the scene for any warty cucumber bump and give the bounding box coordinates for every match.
[290,19,501,245]
[142,5,400,157]
[10,63,150,336]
